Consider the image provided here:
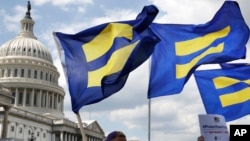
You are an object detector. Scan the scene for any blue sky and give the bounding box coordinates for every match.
[0,0,249,141]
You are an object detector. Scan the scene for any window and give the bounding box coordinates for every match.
[34,70,37,79]
[1,69,4,77]
[28,69,31,78]
[26,92,30,106]
[54,95,57,109]
[45,73,48,81]
[41,93,46,108]
[49,94,52,108]
[44,92,47,108]
[11,126,15,132]
[34,90,40,107]
[40,71,43,80]
[18,92,23,105]
[21,69,24,77]
[7,69,11,77]
[14,69,18,77]
[34,92,37,107]
[50,74,52,82]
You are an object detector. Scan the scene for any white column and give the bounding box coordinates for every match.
[56,94,59,110]
[65,132,68,141]
[60,131,64,141]
[41,92,44,108]
[46,91,49,108]
[10,68,14,77]
[68,133,71,141]
[23,88,26,106]
[51,92,54,109]
[37,70,41,80]
[38,90,42,107]
[4,68,7,77]
[73,135,77,141]
[62,96,64,112]
[14,88,19,106]
[18,68,21,77]
[31,89,34,107]
[51,132,56,141]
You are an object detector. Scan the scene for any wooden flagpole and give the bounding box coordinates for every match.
[76,112,87,141]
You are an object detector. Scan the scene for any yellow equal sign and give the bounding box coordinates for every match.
[213,76,250,107]
[175,26,230,79]
[82,23,139,87]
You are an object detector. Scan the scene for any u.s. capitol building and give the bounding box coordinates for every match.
[0,2,105,141]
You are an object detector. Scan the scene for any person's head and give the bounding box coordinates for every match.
[106,131,126,141]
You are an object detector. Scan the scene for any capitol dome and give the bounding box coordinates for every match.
[0,9,52,63]
[0,38,53,63]
[0,4,65,119]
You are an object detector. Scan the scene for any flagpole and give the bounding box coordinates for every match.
[148,99,151,141]
[148,58,152,141]
[76,112,87,141]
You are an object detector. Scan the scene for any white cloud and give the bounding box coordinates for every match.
[90,9,137,26]
[150,0,224,24]
[110,104,148,129]
[77,6,86,13]
[34,0,93,6]
[2,5,26,32]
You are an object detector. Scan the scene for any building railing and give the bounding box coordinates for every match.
[9,107,53,124]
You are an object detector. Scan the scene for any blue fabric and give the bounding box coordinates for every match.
[148,1,249,98]
[194,64,250,121]
[54,5,159,113]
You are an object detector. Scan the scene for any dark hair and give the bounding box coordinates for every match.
[106,131,126,141]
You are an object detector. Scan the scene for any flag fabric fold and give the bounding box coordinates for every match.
[148,1,249,98]
[54,5,159,113]
[194,64,250,121]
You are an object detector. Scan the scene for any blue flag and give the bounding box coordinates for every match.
[54,5,159,113]
[194,64,250,121]
[148,1,249,98]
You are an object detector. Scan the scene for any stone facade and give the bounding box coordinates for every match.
[0,2,105,141]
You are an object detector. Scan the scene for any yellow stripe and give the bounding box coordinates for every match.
[176,43,224,79]
[87,41,139,87]
[176,26,230,56]
[219,87,250,107]
[82,23,133,62]
[213,77,250,89]
[213,77,240,89]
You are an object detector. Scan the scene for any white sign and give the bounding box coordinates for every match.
[198,114,229,141]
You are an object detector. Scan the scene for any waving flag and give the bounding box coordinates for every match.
[54,5,159,113]
[194,64,250,121]
[148,1,249,98]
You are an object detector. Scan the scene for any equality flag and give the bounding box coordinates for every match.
[194,64,250,121]
[54,5,159,113]
[148,1,249,98]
